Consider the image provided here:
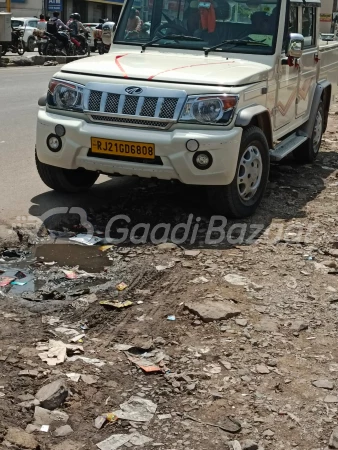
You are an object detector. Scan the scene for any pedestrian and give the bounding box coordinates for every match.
[37,14,47,31]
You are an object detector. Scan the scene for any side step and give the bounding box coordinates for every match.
[269,134,308,162]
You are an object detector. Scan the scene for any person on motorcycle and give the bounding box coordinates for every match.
[37,14,47,31]
[96,18,106,30]
[69,13,88,53]
[66,13,75,27]
[47,12,70,53]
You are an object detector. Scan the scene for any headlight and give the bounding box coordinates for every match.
[179,95,238,125]
[47,78,84,111]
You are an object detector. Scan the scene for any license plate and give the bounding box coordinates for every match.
[91,138,155,159]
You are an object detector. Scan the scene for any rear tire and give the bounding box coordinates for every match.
[208,126,270,218]
[1,45,7,56]
[36,152,99,193]
[293,102,324,163]
[46,43,56,56]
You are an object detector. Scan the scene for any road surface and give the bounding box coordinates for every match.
[0,65,131,240]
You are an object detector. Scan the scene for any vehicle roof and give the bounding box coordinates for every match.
[11,17,39,20]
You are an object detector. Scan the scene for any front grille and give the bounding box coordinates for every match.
[88,91,102,111]
[91,115,169,129]
[84,85,185,129]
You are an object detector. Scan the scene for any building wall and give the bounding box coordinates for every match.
[10,0,42,17]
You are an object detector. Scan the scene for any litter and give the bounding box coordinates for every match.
[99,245,114,252]
[115,345,168,373]
[62,270,78,280]
[66,373,81,382]
[116,282,128,291]
[55,327,80,337]
[40,425,49,433]
[106,413,118,422]
[14,271,26,279]
[95,415,107,429]
[11,280,28,286]
[167,315,176,321]
[158,414,172,420]
[37,340,84,366]
[112,396,157,422]
[0,277,15,287]
[100,300,133,309]
[67,355,105,368]
[96,432,152,450]
[69,234,103,245]
[70,334,85,343]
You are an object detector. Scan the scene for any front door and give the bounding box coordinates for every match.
[296,6,318,118]
[274,4,299,130]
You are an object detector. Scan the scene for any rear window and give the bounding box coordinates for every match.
[11,20,24,27]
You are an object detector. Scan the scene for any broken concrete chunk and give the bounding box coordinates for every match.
[19,370,39,378]
[324,395,338,403]
[54,425,73,437]
[81,374,98,385]
[185,300,240,323]
[34,406,69,425]
[312,379,334,390]
[256,364,270,374]
[35,379,68,410]
[5,427,39,449]
[329,427,338,448]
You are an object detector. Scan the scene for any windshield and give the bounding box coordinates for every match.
[114,0,280,54]
[11,20,24,28]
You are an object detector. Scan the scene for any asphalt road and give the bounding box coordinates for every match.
[0,65,131,240]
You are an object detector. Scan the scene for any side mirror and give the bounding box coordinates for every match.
[286,33,304,58]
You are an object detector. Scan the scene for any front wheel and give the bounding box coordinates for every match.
[1,44,7,56]
[17,41,25,55]
[293,102,324,163]
[36,153,99,193]
[26,36,35,52]
[208,126,270,218]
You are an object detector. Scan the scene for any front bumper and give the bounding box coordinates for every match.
[36,110,242,186]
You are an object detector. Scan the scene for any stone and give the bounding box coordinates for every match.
[325,395,338,403]
[185,300,240,322]
[18,394,35,402]
[19,399,40,408]
[236,318,248,327]
[54,425,73,437]
[242,440,259,450]
[329,427,338,448]
[256,364,270,374]
[25,424,40,434]
[81,374,98,385]
[255,319,279,333]
[35,379,68,410]
[19,370,39,378]
[52,440,83,450]
[229,441,242,450]
[34,406,69,425]
[5,427,39,449]
[263,429,274,437]
[290,321,308,332]
[312,379,334,390]
[157,243,177,250]
[184,250,200,257]
[224,274,250,287]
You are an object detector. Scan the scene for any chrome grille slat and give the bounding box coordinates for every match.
[84,85,186,129]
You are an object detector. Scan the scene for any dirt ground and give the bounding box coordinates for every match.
[1,108,338,450]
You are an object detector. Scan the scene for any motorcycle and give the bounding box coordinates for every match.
[70,30,91,56]
[1,28,25,56]
[44,30,75,56]
[94,28,110,54]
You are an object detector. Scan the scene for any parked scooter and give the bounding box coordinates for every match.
[1,28,25,56]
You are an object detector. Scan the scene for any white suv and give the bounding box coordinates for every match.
[11,17,38,52]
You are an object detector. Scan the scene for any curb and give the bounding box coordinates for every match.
[0,55,88,68]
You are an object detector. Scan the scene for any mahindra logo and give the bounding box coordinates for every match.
[125,86,143,95]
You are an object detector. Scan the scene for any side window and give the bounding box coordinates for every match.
[302,6,316,47]
[289,5,298,33]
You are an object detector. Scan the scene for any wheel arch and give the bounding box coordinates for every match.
[235,105,273,149]
[299,81,331,137]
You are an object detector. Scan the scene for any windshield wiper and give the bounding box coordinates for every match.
[142,34,203,52]
[204,39,269,56]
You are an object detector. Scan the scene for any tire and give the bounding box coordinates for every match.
[46,43,56,56]
[26,36,35,52]
[36,153,99,193]
[17,41,25,56]
[208,126,270,218]
[98,43,104,55]
[293,102,324,163]
[86,43,91,57]
[1,45,7,56]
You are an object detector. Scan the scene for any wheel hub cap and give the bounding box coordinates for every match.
[313,111,323,153]
[237,145,263,201]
